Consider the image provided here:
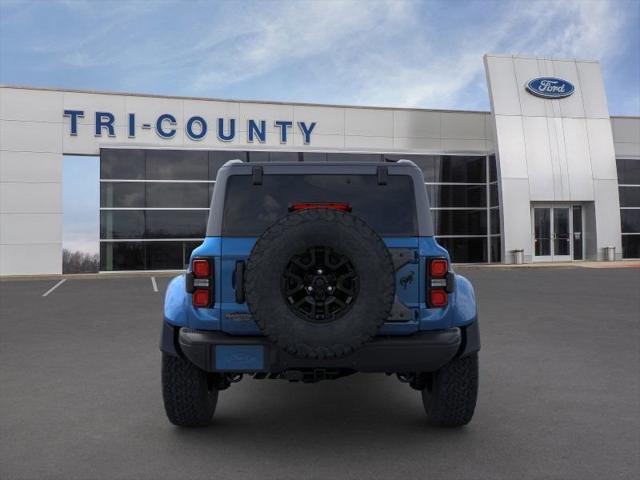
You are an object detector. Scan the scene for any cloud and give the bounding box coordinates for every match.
[1,0,637,113]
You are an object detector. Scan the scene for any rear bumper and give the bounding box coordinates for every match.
[161,322,479,373]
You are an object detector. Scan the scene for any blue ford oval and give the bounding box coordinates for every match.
[526,77,575,98]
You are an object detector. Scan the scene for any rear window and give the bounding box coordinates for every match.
[221,174,418,236]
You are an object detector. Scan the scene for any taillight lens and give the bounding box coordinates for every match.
[429,289,448,308]
[427,258,449,308]
[192,289,211,308]
[430,259,448,278]
[192,259,210,277]
[189,257,213,308]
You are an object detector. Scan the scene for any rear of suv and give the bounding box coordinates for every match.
[161,159,479,427]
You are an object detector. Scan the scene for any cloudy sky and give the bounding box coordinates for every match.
[1,0,639,253]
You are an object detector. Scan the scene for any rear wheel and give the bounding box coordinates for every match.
[161,353,218,427]
[421,353,478,427]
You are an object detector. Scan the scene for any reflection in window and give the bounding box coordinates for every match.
[426,184,486,208]
[621,235,640,258]
[100,211,145,239]
[145,210,208,238]
[99,149,504,269]
[620,210,640,233]
[618,186,640,207]
[617,158,640,185]
[433,210,487,236]
[100,182,145,208]
[146,183,209,208]
[146,150,208,180]
[436,237,487,263]
[100,149,145,179]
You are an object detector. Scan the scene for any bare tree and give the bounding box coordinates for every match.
[62,249,99,274]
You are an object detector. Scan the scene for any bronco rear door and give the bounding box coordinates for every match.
[218,169,421,335]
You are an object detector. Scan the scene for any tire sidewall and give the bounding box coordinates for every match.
[245,209,395,357]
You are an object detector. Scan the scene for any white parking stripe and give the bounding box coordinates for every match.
[151,276,158,292]
[42,279,67,297]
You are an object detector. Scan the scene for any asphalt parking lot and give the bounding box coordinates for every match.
[1,266,638,480]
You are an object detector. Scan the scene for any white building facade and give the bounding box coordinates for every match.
[1,54,639,275]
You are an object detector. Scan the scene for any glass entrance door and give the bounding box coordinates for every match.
[534,207,552,261]
[532,205,583,262]
[552,207,571,261]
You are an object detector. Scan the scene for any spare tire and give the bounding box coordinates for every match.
[244,208,395,359]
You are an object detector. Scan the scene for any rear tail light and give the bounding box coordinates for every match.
[289,202,351,212]
[192,289,211,308]
[186,257,214,308]
[427,258,453,308]
[192,259,210,277]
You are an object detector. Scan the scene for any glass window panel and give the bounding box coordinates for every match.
[617,159,640,185]
[146,183,209,208]
[100,149,145,179]
[553,208,571,256]
[490,183,499,206]
[100,182,144,208]
[145,210,208,238]
[146,242,185,270]
[490,209,501,234]
[100,242,145,270]
[302,152,327,162]
[621,210,640,233]
[621,235,640,258]
[222,174,417,236]
[247,151,269,162]
[209,151,246,179]
[100,211,145,239]
[436,156,486,183]
[534,208,551,256]
[269,151,300,162]
[326,153,382,162]
[489,154,497,182]
[385,155,438,181]
[436,237,487,263]
[618,186,640,207]
[432,210,487,236]
[490,236,501,263]
[426,184,486,208]
[146,150,208,180]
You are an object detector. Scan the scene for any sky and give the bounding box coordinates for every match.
[1,0,639,253]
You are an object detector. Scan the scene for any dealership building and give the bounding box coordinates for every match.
[1,54,639,275]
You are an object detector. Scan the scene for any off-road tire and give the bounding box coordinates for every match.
[245,208,395,359]
[421,353,478,427]
[161,353,218,427]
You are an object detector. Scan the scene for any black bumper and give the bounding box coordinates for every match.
[162,321,480,374]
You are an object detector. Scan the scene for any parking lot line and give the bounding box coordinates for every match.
[42,279,66,297]
[151,276,158,292]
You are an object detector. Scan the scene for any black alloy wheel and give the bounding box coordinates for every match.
[281,246,359,323]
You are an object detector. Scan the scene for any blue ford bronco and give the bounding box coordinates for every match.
[161,159,479,427]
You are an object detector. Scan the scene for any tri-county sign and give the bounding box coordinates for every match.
[525,77,575,99]
[63,110,317,144]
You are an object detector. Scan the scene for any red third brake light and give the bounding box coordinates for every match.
[430,258,448,277]
[290,202,351,212]
[192,259,210,277]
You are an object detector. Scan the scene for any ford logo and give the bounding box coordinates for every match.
[526,77,575,99]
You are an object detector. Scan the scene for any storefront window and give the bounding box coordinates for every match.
[100,149,502,269]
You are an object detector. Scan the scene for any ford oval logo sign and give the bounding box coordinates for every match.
[526,77,575,99]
